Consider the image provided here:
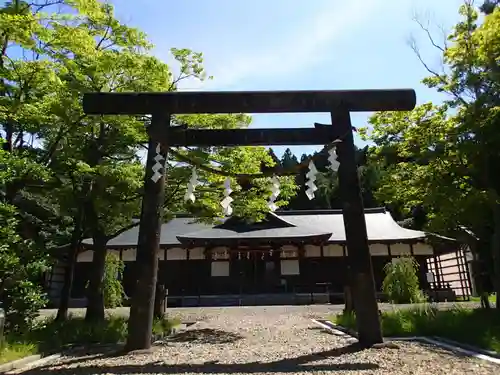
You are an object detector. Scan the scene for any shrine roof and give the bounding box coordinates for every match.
[82,207,449,249]
[176,212,332,247]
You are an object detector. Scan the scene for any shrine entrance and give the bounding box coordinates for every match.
[231,250,281,295]
[83,88,416,350]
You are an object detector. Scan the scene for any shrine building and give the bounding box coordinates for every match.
[47,207,473,307]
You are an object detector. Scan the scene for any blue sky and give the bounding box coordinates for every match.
[112,0,465,157]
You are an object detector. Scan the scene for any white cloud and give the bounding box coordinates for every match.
[177,0,383,91]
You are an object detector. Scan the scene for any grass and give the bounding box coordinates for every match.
[0,342,38,365]
[469,294,497,304]
[0,314,180,364]
[331,305,500,353]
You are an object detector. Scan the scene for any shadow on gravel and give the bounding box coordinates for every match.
[20,343,379,374]
[307,326,334,334]
[168,328,244,344]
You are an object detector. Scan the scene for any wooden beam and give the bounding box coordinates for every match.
[333,109,383,347]
[163,124,342,147]
[82,89,416,115]
[125,113,170,352]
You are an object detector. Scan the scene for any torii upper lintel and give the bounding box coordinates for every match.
[82,89,416,115]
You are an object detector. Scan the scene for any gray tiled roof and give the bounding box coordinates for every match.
[176,212,332,246]
[82,207,433,248]
[279,208,428,243]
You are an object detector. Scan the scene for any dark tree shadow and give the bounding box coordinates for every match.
[307,326,336,334]
[167,328,244,345]
[21,343,379,374]
[33,345,126,370]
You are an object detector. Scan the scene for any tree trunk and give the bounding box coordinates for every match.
[492,201,500,310]
[56,208,85,322]
[481,292,491,309]
[343,285,354,313]
[85,237,107,322]
[470,251,491,309]
[343,264,354,313]
[154,284,166,319]
[55,248,77,322]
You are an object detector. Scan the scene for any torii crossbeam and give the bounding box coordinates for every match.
[83,88,416,351]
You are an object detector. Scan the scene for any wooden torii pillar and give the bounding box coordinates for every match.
[83,89,416,350]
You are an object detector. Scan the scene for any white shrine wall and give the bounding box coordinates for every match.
[75,242,437,281]
[76,242,436,263]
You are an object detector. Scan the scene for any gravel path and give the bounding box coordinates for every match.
[37,301,481,320]
[24,305,498,375]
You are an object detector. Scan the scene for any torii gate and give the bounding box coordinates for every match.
[83,89,416,350]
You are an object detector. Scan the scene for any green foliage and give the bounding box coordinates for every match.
[31,315,129,350]
[470,293,497,304]
[382,256,425,304]
[0,145,50,332]
[0,340,37,365]
[363,6,500,233]
[0,201,48,332]
[0,0,299,326]
[103,253,125,309]
[1,314,179,357]
[333,305,500,353]
[481,0,500,14]
[362,4,500,300]
[333,309,357,330]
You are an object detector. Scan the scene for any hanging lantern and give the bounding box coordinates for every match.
[267,175,281,211]
[261,252,265,260]
[305,160,318,200]
[238,252,242,260]
[246,252,251,259]
[220,177,233,216]
[269,249,273,257]
[184,168,200,203]
[328,146,340,172]
[151,143,164,183]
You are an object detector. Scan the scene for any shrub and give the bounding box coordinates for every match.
[30,315,129,350]
[103,253,125,308]
[8,314,180,356]
[1,313,179,363]
[0,203,49,333]
[382,255,425,304]
[335,309,356,329]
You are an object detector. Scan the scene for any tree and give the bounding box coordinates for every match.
[363,3,500,308]
[0,0,299,349]
[102,253,125,309]
[0,146,50,331]
[280,148,299,170]
[28,0,176,322]
[0,0,299,334]
[267,148,281,167]
[0,0,72,330]
[481,0,499,14]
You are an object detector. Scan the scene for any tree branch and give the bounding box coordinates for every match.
[41,114,87,165]
[412,15,445,53]
[408,36,468,106]
[104,178,187,242]
[106,221,139,241]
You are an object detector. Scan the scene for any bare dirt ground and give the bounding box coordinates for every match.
[21,304,498,375]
